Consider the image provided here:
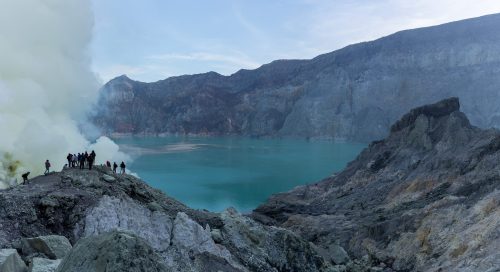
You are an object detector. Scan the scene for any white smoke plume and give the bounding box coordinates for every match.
[0,0,129,188]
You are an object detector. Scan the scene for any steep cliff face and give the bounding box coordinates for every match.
[253,98,500,271]
[94,14,500,141]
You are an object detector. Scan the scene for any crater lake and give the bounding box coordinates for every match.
[113,136,365,212]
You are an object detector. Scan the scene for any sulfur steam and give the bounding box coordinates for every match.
[0,0,129,188]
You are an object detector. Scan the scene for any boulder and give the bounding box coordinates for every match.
[55,231,167,272]
[171,212,233,262]
[22,236,72,260]
[0,249,27,272]
[329,244,350,265]
[101,174,115,182]
[28,258,60,272]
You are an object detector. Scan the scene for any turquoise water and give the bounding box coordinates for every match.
[114,136,365,212]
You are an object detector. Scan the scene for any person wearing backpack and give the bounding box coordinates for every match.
[44,160,51,175]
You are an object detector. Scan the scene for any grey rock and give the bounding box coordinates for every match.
[101,174,115,182]
[210,228,223,244]
[94,14,500,142]
[0,249,27,272]
[82,195,173,252]
[21,236,71,260]
[254,98,500,271]
[55,231,167,272]
[28,258,60,272]
[328,244,350,265]
[171,212,231,261]
[218,208,331,272]
[0,166,329,271]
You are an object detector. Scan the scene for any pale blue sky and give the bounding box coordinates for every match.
[90,0,500,83]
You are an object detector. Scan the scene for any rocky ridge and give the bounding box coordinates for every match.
[0,166,335,271]
[253,97,500,271]
[94,14,500,141]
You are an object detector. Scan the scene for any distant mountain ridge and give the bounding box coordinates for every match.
[94,14,500,141]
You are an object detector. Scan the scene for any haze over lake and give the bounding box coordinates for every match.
[114,136,365,212]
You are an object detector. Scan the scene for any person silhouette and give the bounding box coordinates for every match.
[120,161,126,174]
[44,160,51,175]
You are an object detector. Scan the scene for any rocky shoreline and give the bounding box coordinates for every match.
[1,97,499,271]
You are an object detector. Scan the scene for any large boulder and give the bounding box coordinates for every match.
[55,231,167,272]
[28,258,60,272]
[21,236,71,260]
[219,208,331,272]
[0,249,27,272]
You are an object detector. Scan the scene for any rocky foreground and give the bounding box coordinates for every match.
[0,97,499,272]
[0,167,334,271]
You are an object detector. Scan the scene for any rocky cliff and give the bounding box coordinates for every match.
[0,166,334,271]
[94,14,500,141]
[253,97,500,271]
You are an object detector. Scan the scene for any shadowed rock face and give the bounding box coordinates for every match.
[94,14,500,141]
[253,97,500,271]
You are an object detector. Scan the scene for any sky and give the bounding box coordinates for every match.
[90,0,500,83]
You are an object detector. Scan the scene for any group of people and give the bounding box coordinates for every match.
[104,161,127,174]
[20,151,128,185]
[64,151,126,174]
[66,151,97,170]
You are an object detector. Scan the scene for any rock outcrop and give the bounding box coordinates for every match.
[21,235,72,260]
[0,165,332,271]
[94,14,500,141]
[0,249,27,272]
[55,231,168,272]
[29,258,60,272]
[253,98,500,271]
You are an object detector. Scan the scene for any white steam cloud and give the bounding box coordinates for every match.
[0,0,129,188]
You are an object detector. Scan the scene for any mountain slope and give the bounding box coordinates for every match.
[253,97,500,271]
[94,14,500,141]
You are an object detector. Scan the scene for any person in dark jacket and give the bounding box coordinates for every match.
[66,153,72,167]
[120,161,126,174]
[79,153,85,169]
[44,160,51,174]
[113,162,118,173]
[22,172,30,184]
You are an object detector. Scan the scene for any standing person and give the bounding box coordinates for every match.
[44,160,51,175]
[106,161,111,168]
[120,161,126,174]
[79,153,85,169]
[66,153,72,167]
[90,150,96,169]
[113,162,118,173]
[72,154,77,167]
[87,154,94,170]
[22,172,30,184]
[84,152,89,168]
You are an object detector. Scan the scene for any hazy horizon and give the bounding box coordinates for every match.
[91,0,500,83]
